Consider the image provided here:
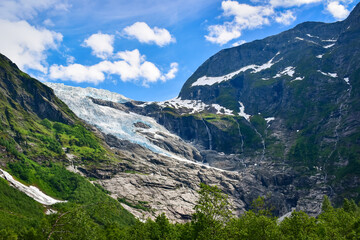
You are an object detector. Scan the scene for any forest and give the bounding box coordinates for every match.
[1,182,360,240]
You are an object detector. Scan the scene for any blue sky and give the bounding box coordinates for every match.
[0,0,358,101]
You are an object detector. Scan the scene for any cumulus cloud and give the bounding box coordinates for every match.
[161,62,179,81]
[326,1,350,19]
[0,0,68,73]
[205,1,273,45]
[82,33,115,59]
[205,23,241,45]
[275,10,296,25]
[0,19,62,73]
[123,22,175,47]
[222,1,274,28]
[270,0,322,8]
[205,0,349,45]
[49,49,178,86]
[49,63,106,84]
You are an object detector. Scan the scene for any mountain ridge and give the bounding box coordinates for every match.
[120,2,360,208]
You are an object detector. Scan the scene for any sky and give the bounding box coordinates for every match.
[0,0,358,101]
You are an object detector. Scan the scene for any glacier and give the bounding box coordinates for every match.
[46,83,229,170]
[46,83,184,157]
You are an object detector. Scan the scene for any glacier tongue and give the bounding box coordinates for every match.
[45,83,205,165]
[46,83,130,103]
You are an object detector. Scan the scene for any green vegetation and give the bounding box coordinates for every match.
[1,171,360,240]
[250,114,267,136]
[0,178,44,233]
[103,185,360,240]
[215,87,238,112]
[0,157,135,239]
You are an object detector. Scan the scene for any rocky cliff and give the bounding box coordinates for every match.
[114,3,360,209]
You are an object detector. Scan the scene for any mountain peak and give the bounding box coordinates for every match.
[345,2,360,24]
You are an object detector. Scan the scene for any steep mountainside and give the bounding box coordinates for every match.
[47,83,296,222]
[2,4,359,231]
[121,3,360,207]
[0,54,136,238]
[0,53,291,225]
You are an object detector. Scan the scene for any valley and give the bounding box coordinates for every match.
[0,2,360,239]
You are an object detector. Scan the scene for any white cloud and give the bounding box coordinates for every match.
[206,0,350,45]
[49,49,178,86]
[275,10,296,25]
[326,1,350,19]
[270,0,322,7]
[161,62,179,81]
[232,40,246,47]
[0,0,69,21]
[205,1,274,45]
[0,19,62,73]
[123,22,175,47]
[222,1,274,28]
[49,63,106,84]
[43,18,54,26]
[82,33,115,59]
[206,23,241,45]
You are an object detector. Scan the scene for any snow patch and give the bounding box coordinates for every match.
[323,43,335,48]
[274,66,295,78]
[265,117,275,123]
[322,39,337,42]
[191,52,280,87]
[344,77,350,85]
[0,168,66,205]
[316,54,323,59]
[238,102,251,121]
[306,34,319,38]
[318,70,337,78]
[291,77,304,82]
[144,98,234,116]
[295,37,318,46]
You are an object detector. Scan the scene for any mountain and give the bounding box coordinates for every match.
[46,82,282,222]
[0,54,136,238]
[115,3,360,209]
[179,2,360,192]
[1,3,360,233]
[0,53,279,226]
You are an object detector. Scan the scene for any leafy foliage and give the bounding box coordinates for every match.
[1,180,360,239]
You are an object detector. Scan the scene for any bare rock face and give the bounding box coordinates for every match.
[80,133,326,222]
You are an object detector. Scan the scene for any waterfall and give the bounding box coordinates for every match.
[254,128,266,162]
[200,114,212,150]
[235,120,244,153]
[327,82,352,160]
[323,80,352,196]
